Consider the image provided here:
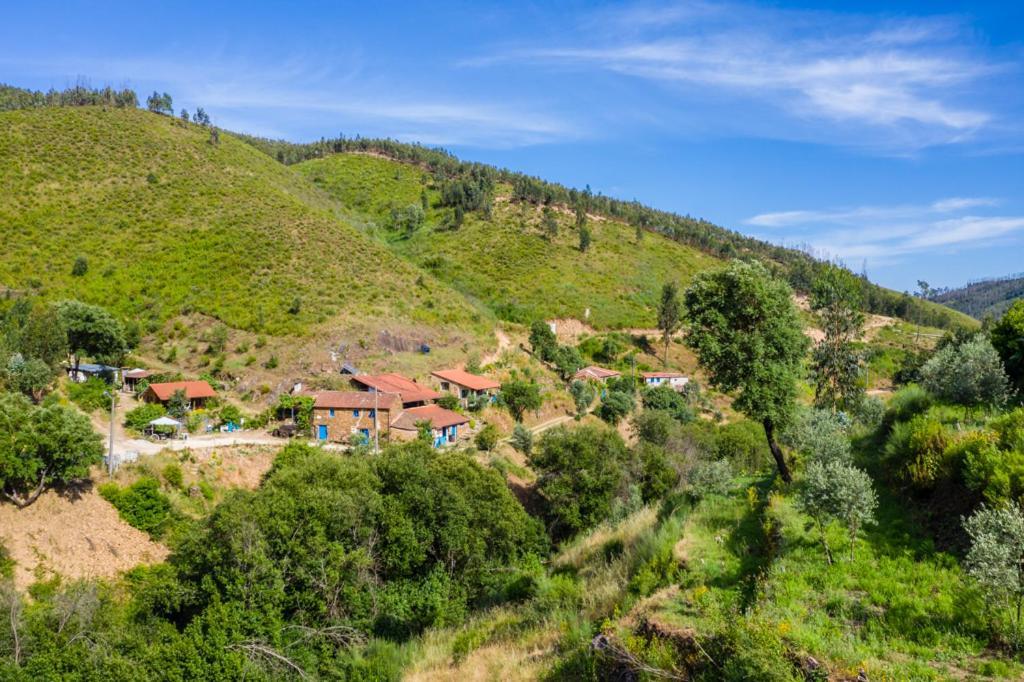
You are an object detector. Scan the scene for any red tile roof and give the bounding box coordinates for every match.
[574,365,621,381]
[145,380,217,401]
[642,372,687,379]
[314,391,397,410]
[431,369,500,391]
[350,373,441,404]
[392,405,469,431]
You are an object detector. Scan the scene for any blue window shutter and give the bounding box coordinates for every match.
[353,409,360,417]
[329,408,335,417]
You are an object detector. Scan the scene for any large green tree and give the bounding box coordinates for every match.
[657,282,682,367]
[0,393,104,507]
[991,300,1024,399]
[683,260,809,482]
[56,300,128,375]
[810,266,865,411]
[529,425,628,538]
[499,380,542,422]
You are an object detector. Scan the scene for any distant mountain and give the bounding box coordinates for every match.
[931,274,1024,320]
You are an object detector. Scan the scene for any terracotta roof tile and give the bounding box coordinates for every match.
[392,405,469,431]
[145,380,216,401]
[313,391,397,410]
[431,369,500,391]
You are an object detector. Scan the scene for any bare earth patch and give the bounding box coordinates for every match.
[0,487,169,589]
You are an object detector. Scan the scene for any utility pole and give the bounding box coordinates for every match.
[104,390,116,476]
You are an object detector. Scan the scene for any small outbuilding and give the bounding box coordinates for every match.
[122,368,153,393]
[66,362,121,384]
[142,380,217,410]
[431,369,500,406]
[390,405,469,448]
[573,366,621,383]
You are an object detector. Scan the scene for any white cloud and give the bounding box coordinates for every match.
[470,2,1005,150]
[745,197,1024,265]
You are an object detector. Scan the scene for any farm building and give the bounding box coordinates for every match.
[141,380,217,410]
[574,365,621,382]
[349,373,440,407]
[66,362,120,384]
[390,405,469,448]
[312,391,397,444]
[641,372,689,391]
[121,368,152,393]
[431,369,499,406]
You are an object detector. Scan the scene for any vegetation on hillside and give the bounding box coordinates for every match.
[931,272,1024,320]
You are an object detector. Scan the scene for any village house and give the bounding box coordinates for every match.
[431,369,499,406]
[641,372,689,391]
[312,391,397,443]
[390,404,470,448]
[141,380,217,410]
[349,373,441,408]
[574,365,622,383]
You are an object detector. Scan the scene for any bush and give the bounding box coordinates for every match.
[510,423,533,456]
[124,402,166,432]
[99,477,174,538]
[436,393,460,410]
[529,425,629,539]
[883,414,954,489]
[67,376,111,412]
[641,384,694,422]
[688,459,733,499]
[475,423,499,452]
[781,408,851,466]
[598,390,634,425]
[920,335,1010,408]
[162,462,184,491]
[631,410,674,446]
[636,443,679,502]
[881,385,933,434]
[716,420,772,473]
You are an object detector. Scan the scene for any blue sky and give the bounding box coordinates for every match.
[3,1,1023,292]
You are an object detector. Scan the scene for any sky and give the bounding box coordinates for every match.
[3,1,1023,292]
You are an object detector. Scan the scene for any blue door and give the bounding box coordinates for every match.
[318,425,328,440]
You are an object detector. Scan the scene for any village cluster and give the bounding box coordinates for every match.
[68,360,689,450]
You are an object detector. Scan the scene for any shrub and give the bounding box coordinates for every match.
[881,385,933,434]
[67,376,111,412]
[598,390,634,425]
[99,477,174,538]
[162,462,184,491]
[688,459,733,499]
[636,443,679,502]
[569,380,595,418]
[641,384,694,422]
[716,420,772,473]
[436,394,460,410]
[883,414,954,489]
[781,408,852,466]
[631,410,674,446]
[124,403,166,432]
[474,423,499,452]
[920,335,1010,409]
[510,423,533,456]
[529,425,628,539]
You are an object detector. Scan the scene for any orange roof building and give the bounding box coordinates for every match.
[431,369,500,403]
[349,373,441,406]
[391,404,470,447]
[574,365,621,382]
[142,380,217,408]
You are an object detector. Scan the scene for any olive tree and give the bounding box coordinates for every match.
[919,335,1010,409]
[0,393,104,508]
[798,460,877,564]
[781,408,852,466]
[963,504,1024,639]
[684,261,809,482]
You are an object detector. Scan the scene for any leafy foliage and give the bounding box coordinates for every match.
[991,300,1024,398]
[810,265,865,411]
[499,380,541,423]
[0,392,103,507]
[964,503,1024,643]
[919,335,1010,408]
[99,478,175,539]
[684,260,809,481]
[799,460,878,563]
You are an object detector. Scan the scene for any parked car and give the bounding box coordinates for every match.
[273,423,299,438]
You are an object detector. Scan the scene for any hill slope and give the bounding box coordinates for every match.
[297,153,720,328]
[932,273,1024,319]
[0,107,491,378]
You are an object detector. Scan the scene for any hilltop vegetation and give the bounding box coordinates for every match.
[931,272,1024,320]
[0,106,487,340]
[298,154,720,327]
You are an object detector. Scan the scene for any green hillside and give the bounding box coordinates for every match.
[298,153,721,328]
[0,106,487,341]
[932,273,1024,320]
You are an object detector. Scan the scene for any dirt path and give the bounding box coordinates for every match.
[481,328,512,366]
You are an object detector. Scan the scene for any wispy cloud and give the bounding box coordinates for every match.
[745,197,1024,264]
[0,52,578,148]
[468,2,1008,151]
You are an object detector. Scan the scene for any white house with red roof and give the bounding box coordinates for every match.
[641,371,689,391]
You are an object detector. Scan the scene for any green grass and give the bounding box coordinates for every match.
[649,477,1022,680]
[0,107,486,339]
[296,154,722,328]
